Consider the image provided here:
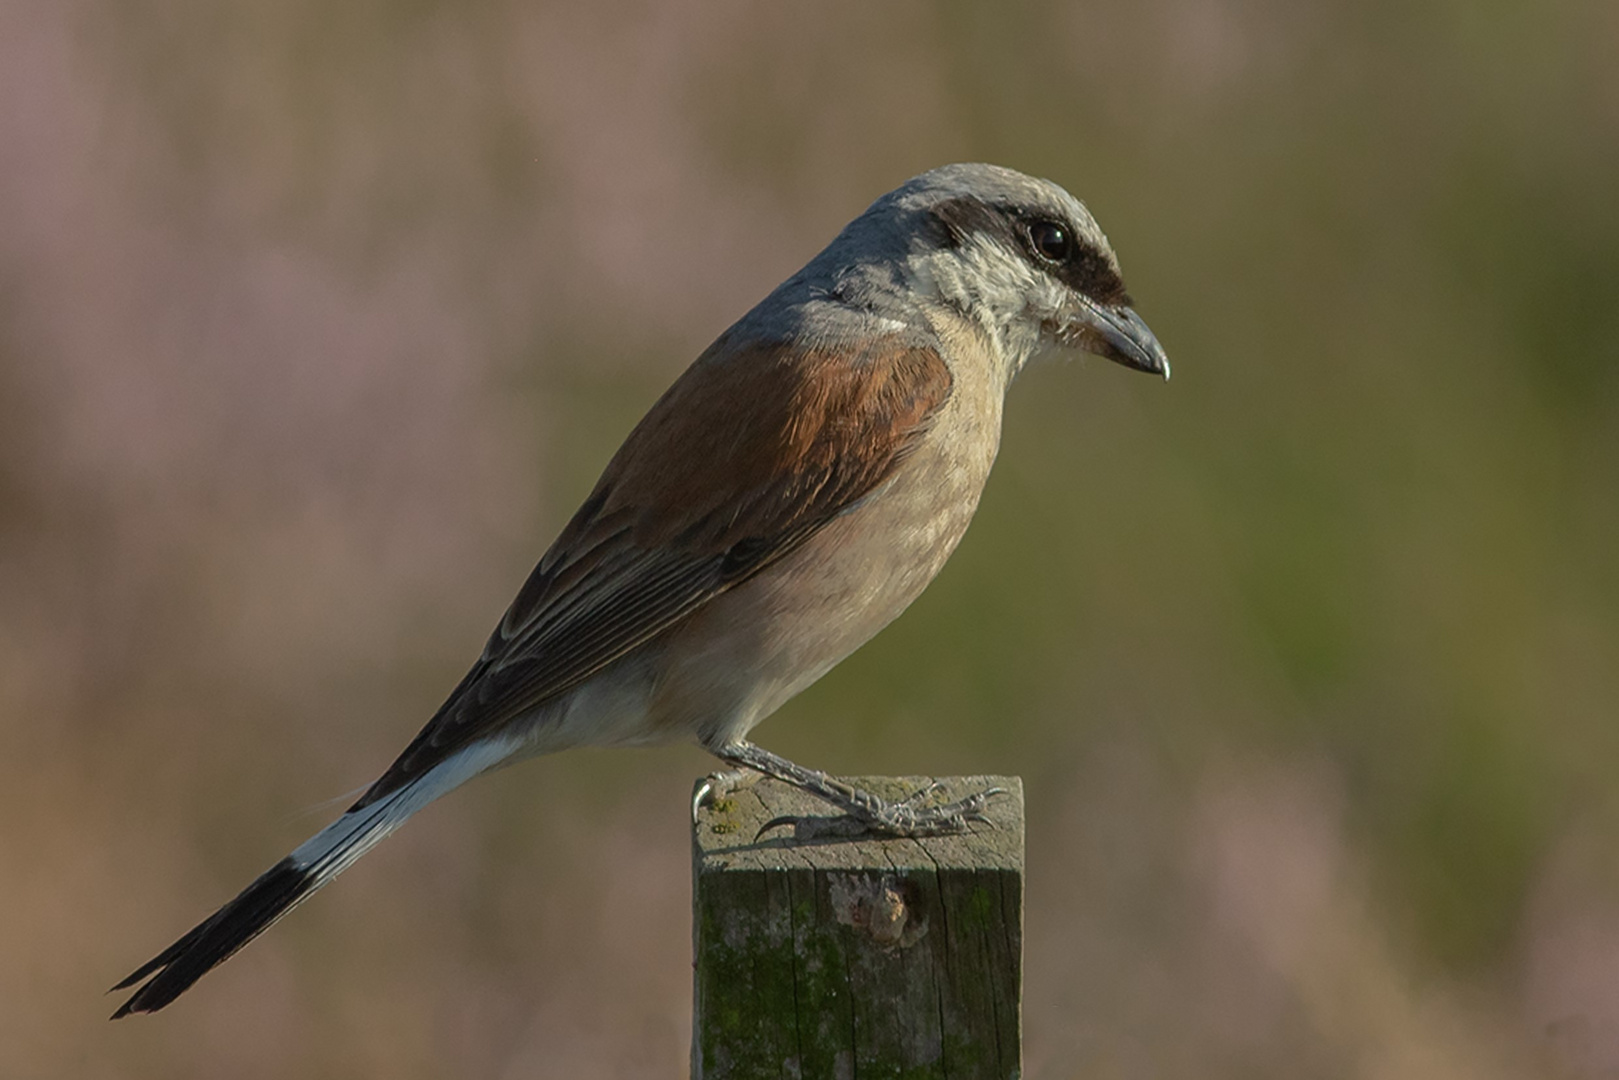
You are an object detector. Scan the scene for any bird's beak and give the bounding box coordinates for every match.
[1071,302,1172,381]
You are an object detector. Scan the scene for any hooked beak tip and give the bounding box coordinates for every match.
[1075,302,1171,381]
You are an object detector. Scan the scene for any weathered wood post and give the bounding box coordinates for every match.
[692,775,1024,1079]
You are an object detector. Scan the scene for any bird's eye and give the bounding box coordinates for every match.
[1029,220,1073,263]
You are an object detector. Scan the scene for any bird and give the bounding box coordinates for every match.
[111,162,1170,1018]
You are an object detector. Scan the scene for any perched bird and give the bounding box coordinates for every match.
[111,163,1169,1017]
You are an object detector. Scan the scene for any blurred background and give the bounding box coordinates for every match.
[3,0,1617,1076]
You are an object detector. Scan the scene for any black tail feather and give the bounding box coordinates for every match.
[110,857,314,1018]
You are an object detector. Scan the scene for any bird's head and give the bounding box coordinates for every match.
[829,163,1170,384]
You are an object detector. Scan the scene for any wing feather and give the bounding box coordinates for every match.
[352,335,951,807]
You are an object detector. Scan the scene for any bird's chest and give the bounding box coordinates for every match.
[661,362,1004,741]
[797,377,1002,629]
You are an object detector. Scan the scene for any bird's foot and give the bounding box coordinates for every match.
[710,742,1005,840]
[846,781,1005,835]
[755,782,1004,841]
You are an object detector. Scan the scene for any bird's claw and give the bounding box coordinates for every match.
[693,768,761,823]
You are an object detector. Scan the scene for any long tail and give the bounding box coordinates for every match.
[110,738,516,1018]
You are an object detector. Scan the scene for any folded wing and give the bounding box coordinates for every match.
[353,333,953,807]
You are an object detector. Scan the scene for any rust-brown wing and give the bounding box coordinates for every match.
[353,335,952,807]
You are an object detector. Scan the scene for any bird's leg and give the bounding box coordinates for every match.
[709,741,1003,836]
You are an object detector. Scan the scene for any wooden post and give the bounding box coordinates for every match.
[691,775,1023,1080]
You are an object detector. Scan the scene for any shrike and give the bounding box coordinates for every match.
[112,163,1170,1017]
